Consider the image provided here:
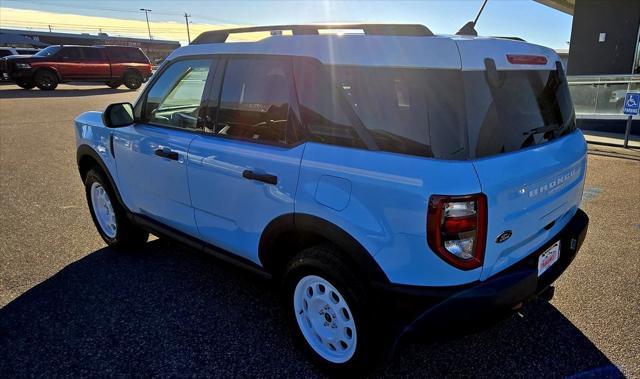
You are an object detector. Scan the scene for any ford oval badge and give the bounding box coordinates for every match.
[496,230,512,243]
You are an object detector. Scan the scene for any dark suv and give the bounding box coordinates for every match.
[0,45,153,90]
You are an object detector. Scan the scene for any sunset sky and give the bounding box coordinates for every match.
[0,1,573,47]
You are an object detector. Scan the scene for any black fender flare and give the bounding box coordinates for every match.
[76,144,127,209]
[259,213,390,285]
[34,66,63,82]
[122,68,143,80]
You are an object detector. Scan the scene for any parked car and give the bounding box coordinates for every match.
[15,47,40,55]
[1,45,152,90]
[74,24,589,374]
[0,47,33,80]
[0,47,20,58]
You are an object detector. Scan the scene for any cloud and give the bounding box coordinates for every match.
[0,7,254,44]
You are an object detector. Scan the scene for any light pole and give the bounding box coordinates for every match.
[140,8,152,40]
[184,12,192,44]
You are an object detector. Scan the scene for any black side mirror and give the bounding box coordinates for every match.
[103,102,134,128]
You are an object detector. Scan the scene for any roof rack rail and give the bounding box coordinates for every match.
[191,24,433,44]
[492,36,526,42]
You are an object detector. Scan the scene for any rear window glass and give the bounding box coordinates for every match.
[464,69,575,158]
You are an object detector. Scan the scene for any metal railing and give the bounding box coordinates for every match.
[568,74,640,116]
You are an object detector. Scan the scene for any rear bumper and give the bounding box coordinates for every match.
[377,208,589,333]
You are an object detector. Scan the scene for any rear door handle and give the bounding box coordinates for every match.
[154,147,179,161]
[242,170,278,185]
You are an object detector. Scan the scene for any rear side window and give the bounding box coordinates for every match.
[144,59,213,129]
[293,60,365,149]
[295,62,467,159]
[215,58,292,144]
[464,69,575,158]
[81,48,103,60]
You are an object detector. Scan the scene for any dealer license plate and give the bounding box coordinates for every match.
[538,241,560,277]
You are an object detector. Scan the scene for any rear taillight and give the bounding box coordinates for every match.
[506,54,548,65]
[427,194,487,270]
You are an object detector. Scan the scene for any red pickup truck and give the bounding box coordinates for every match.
[0,45,153,90]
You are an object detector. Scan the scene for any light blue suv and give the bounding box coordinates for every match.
[75,24,589,373]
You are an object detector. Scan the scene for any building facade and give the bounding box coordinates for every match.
[0,28,180,63]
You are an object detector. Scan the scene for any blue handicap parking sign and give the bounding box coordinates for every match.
[623,92,640,115]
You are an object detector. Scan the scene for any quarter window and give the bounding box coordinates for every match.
[216,58,291,144]
[144,59,213,130]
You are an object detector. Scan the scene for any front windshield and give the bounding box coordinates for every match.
[35,46,62,57]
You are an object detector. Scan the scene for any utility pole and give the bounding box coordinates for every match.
[140,8,152,40]
[184,12,192,44]
[48,25,52,32]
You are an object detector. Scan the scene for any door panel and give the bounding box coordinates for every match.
[113,126,198,236]
[112,58,215,237]
[80,47,110,78]
[57,47,84,79]
[188,137,304,262]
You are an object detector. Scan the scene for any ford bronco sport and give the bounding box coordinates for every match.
[74,24,589,373]
[3,45,151,90]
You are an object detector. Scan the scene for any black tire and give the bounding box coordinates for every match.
[16,80,35,89]
[105,80,122,89]
[123,71,143,90]
[84,168,148,251]
[282,245,392,375]
[34,70,58,90]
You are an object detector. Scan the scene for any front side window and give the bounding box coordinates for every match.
[35,46,62,57]
[216,58,291,144]
[144,59,213,129]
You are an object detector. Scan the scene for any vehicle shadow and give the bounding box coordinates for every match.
[0,85,134,98]
[0,239,623,377]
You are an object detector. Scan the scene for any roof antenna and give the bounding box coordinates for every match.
[456,0,488,36]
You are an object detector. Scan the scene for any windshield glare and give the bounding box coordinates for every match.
[35,46,62,57]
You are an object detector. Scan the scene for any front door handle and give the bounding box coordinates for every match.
[242,170,278,185]
[155,147,179,161]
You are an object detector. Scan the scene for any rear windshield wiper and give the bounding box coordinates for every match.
[522,124,561,136]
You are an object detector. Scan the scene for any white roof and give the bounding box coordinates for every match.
[167,34,560,71]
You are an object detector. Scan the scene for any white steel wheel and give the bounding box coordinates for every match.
[90,182,117,239]
[293,275,357,364]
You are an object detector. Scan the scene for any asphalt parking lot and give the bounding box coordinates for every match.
[0,82,638,377]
